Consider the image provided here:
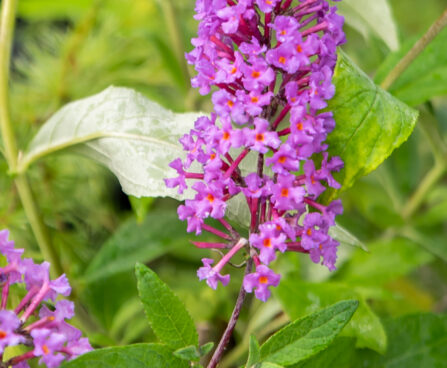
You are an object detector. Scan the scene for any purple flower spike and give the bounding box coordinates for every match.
[0,229,92,367]
[243,265,281,302]
[32,329,66,368]
[168,0,346,300]
[0,310,25,353]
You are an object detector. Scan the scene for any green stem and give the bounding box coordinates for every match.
[0,0,63,277]
[380,8,447,90]
[419,109,447,164]
[0,0,18,167]
[402,162,446,220]
[159,0,191,89]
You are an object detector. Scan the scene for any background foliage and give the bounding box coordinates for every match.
[1,0,447,366]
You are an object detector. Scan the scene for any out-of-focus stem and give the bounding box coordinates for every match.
[402,161,446,220]
[0,0,63,277]
[380,8,447,90]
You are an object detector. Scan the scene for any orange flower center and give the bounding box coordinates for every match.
[251,70,261,78]
[255,133,264,142]
[307,228,312,236]
[280,30,287,36]
[278,56,286,64]
[251,96,259,103]
[0,331,7,339]
[278,156,286,164]
[281,188,289,197]
[263,238,272,247]
[319,244,323,250]
[227,100,234,107]
[223,131,230,140]
[259,276,269,284]
[43,345,50,355]
[206,194,215,203]
[296,44,303,53]
[231,67,237,74]
[296,122,303,130]
[210,153,216,160]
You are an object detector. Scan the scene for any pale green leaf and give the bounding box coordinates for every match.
[21,86,203,199]
[337,0,399,50]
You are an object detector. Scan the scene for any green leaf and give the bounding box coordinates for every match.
[401,228,447,262]
[246,335,261,367]
[324,51,418,201]
[340,238,434,285]
[60,343,189,368]
[355,313,447,367]
[83,210,189,283]
[173,345,201,362]
[135,263,198,350]
[375,28,447,106]
[290,337,356,368]
[337,0,399,51]
[328,224,367,251]
[275,280,387,353]
[129,196,155,224]
[18,0,94,20]
[258,300,358,366]
[20,86,203,199]
[199,342,214,356]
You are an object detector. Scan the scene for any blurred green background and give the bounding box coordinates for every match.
[0,0,447,366]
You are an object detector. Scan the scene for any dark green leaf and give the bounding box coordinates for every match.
[275,280,386,353]
[324,51,418,201]
[259,300,358,366]
[340,238,433,285]
[60,343,189,368]
[135,263,198,350]
[246,335,261,367]
[401,228,447,262]
[290,337,356,368]
[174,345,201,362]
[355,313,447,367]
[83,210,189,283]
[375,28,447,106]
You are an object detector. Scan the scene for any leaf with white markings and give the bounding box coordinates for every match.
[20,86,203,199]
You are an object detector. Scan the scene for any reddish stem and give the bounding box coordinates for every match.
[202,224,232,241]
[225,148,250,178]
[191,241,230,249]
[272,105,291,130]
[207,258,253,368]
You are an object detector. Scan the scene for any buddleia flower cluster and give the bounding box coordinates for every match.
[166,0,345,302]
[0,230,92,367]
